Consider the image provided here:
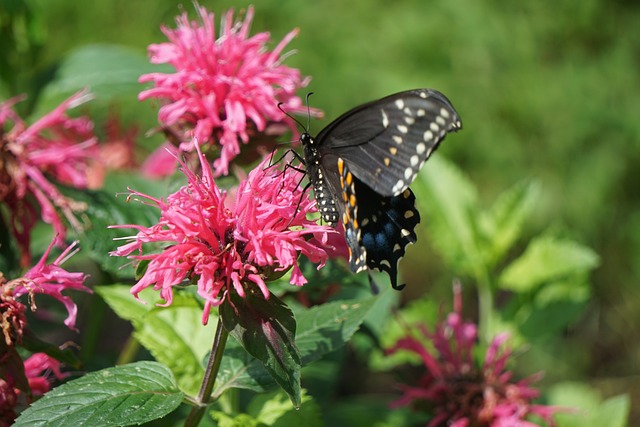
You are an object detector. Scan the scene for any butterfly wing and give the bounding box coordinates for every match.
[329,157,420,289]
[316,88,461,197]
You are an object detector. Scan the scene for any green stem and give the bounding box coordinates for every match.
[184,318,229,427]
[475,268,494,342]
[116,335,140,366]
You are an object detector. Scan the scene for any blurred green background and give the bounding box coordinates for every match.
[2,0,639,423]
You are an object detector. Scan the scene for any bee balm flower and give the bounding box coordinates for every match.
[139,4,312,176]
[111,145,338,324]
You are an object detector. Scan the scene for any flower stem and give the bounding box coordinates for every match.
[184,318,229,427]
[475,268,494,342]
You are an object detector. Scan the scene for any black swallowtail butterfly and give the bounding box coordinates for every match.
[301,88,462,289]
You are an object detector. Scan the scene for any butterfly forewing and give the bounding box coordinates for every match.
[316,89,461,197]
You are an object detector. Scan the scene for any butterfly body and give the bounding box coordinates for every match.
[301,89,461,289]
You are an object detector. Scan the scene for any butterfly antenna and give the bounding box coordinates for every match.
[278,102,308,133]
[305,92,314,132]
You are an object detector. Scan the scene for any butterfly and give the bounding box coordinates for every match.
[300,88,462,289]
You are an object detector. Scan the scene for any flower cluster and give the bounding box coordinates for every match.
[111,145,339,324]
[0,91,98,266]
[387,284,562,427]
[138,3,312,176]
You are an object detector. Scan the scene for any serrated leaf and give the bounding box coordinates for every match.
[13,361,183,427]
[215,297,376,398]
[479,180,539,268]
[295,297,377,365]
[219,290,301,406]
[412,156,482,274]
[136,303,216,396]
[97,285,215,396]
[499,236,600,292]
[214,338,276,397]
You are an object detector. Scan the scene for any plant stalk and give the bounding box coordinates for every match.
[184,318,229,427]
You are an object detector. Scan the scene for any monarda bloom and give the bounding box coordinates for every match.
[0,91,98,266]
[139,3,312,176]
[387,284,563,427]
[111,145,339,324]
[2,239,91,334]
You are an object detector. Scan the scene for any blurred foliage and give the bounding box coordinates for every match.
[3,0,639,424]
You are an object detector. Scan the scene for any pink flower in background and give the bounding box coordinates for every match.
[0,352,67,425]
[387,284,563,427]
[139,3,313,176]
[140,141,180,179]
[111,145,339,324]
[7,239,91,332]
[0,91,98,266]
[87,112,140,188]
[22,352,68,396]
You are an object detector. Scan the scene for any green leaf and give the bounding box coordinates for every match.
[33,44,167,126]
[547,382,630,427]
[214,296,377,398]
[95,284,154,322]
[210,389,321,427]
[219,290,301,406]
[248,389,322,427]
[412,156,482,274]
[97,285,215,396]
[499,236,600,292]
[58,173,166,279]
[13,361,183,427]
[512,279,590,338]
[479,180,539,268]
[214,338,277,398]
[295,297,377,365]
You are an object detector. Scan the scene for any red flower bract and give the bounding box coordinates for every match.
[387,284,564,427]
[139,3,311,176]
[111,144,339,324]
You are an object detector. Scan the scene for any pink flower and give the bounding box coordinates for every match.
[140,141,180,179]
[0,353,67,425]
[0,91,98,266]
[23,352,68,396]
[111,144,339,324]
[138,4,313,176]
[386,283,564,427]
[7,239,91,331]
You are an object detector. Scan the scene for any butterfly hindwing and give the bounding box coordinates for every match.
[337,158,420,289]
[316,89,461,197]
